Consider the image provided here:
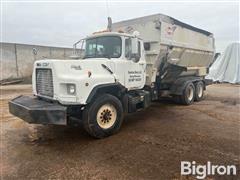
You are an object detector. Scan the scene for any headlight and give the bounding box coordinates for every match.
[67,84,76,95]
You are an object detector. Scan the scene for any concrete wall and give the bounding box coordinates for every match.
[1,42,74,81]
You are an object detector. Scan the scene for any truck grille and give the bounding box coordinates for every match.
[36,69,54,97]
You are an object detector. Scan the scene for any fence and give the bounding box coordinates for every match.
[1,42,74,81]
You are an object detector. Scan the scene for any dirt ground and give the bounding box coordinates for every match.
[0,84,240,180]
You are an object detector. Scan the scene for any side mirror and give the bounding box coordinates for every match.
[131,54,140,63]
[131,38,140,62]
[131,37,138,54]
[71,39,85,59]
[70,50,85,59]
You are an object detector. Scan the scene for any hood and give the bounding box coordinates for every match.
[34,58,114,78]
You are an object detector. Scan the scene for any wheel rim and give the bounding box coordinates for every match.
[96,103,117,129]
[197,84,203,98]
[187,86,194,101]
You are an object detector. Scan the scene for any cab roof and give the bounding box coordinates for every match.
[85,31,139,39]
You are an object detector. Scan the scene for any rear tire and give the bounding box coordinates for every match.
[83,94,123,138]
[195,81,204,101]
[178,82,195,105]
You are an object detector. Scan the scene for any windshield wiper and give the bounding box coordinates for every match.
[101,64,113,74]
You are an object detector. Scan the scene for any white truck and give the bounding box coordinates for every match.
[9,14,215,138]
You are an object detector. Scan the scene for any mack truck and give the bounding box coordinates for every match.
[9,14,215,138]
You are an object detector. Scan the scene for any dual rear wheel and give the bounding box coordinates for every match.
[175,81,204,105]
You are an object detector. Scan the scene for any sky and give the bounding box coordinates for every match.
[1,1,239,53]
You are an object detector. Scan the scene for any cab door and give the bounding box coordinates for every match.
[124,38,146,90]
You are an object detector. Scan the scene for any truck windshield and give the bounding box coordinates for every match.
[84,36,122,59]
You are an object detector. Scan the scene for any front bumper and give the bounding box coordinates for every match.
[9,95,67,125]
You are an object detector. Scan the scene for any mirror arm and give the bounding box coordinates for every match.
[73,38,84,55]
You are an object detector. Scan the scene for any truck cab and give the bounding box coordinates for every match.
[78,32,147,92]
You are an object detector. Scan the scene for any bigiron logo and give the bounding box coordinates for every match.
[181,161,237,179]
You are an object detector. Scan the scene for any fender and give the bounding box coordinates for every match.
[86,83,127,104]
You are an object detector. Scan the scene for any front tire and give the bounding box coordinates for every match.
[83,94,123,138]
